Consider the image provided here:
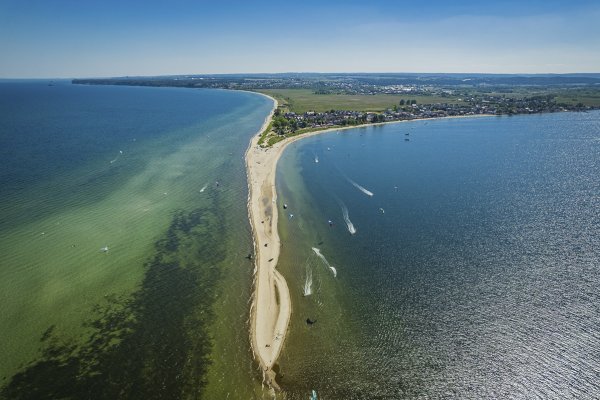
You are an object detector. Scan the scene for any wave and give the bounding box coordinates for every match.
[311,247,337,278]
[303,267,313,296]
[340,202,357,235]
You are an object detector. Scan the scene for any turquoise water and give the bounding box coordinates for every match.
[276,112,600,398]
[0,81,273,398]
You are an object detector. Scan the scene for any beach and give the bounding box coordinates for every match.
[246,96,290,388]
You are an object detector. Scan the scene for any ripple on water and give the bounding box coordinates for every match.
[276,112,600,398]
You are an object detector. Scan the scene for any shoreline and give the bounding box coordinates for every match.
[245,94,290,389]
[245,97,495,388]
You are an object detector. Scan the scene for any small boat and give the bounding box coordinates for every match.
[283,203,288,209]
[306,318,316,325]
[100,246,109,253]
[310,390,318,400]
[315,156,319,163]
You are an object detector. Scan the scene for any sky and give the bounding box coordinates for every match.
[0,0,599,78]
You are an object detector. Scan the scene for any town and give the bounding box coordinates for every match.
[260,93,595,145]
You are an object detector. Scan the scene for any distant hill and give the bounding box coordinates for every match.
[73,73,600,88]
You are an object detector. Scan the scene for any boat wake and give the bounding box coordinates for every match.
[303,267,313,296]
[340,202,357,235]
[312,247,337,277]
[109,150,123,164]
[348,177,373,197]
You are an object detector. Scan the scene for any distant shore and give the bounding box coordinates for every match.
[245,93,498,389]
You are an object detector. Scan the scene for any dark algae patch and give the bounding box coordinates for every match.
[1,204,225,400]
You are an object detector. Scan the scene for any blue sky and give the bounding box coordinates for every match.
[0,0,599,78]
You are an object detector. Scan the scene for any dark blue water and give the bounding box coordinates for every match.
[0,81,245,186]
[0,81,255,228]
[277,112,600,398]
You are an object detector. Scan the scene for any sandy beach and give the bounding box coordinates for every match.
[245,95,290,389]
[246,95,494,387]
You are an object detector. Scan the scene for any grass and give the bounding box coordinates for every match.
[553,88,600,106]
[473,87,600,107]
[257,121,272,146]
[256,89,465,114]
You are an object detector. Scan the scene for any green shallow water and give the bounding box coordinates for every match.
[0,82,273,399]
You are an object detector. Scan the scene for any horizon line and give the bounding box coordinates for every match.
[3,71,600,81]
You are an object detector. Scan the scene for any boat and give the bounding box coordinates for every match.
[310,390,318,400]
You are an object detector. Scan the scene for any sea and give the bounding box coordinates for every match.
[2,81,599,400]
[0,80,273,399]
[276,112,600,399]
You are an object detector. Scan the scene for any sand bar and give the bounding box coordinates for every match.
[246,95,290,388]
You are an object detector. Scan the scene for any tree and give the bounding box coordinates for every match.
[399,99,405,105]
[272,116,289,135]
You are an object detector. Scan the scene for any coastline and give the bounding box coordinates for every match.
[246,94,290,389]
[245,96,495,388]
